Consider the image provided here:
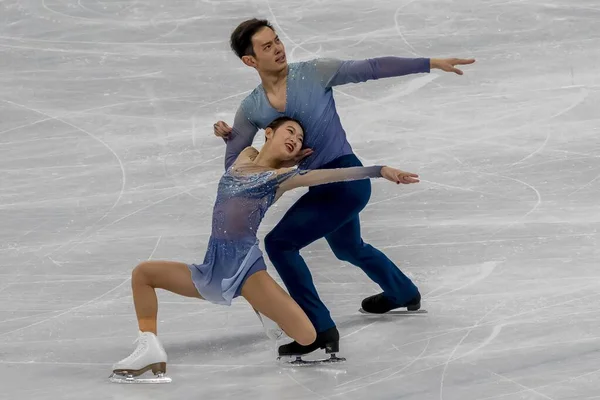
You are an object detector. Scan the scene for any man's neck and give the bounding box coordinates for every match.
[258,66,288,93]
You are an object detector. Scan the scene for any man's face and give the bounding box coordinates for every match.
[246,27,287,73]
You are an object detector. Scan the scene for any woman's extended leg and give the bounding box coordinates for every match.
[111,261,200,382]
[131,260,202,335]
[241,271,316,346]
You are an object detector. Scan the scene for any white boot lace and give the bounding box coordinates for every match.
[117,334,148,364]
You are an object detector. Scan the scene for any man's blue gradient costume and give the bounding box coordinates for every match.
[224,57,429,334]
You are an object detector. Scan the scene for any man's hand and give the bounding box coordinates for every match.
[214,121,232,139]
[280,148,314,168]
[430,58,475,75]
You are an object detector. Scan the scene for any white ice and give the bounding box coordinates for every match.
[1,0,600,399]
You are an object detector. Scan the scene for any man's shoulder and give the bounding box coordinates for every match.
[289,59,318,71]
[240,87,264,110]
[291,58,342,69]
[289,58,343,87]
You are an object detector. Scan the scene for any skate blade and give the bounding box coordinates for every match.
[109,372,172,384]
[359,308,428,315]
[277,354,346,366]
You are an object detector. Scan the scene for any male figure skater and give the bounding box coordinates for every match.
[213,18,475,359]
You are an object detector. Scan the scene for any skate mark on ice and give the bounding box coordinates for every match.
[381,231,597,250]
[334,339,430,390]
[286,373,329,400]
[341,321,378,339]
[0,310,62,325]
[509,89,588,167]
[439,302,503,400]
[0,236,161,339]
[484,174,542,237]
[0,275,131,339]
[390,283,600,359]
[452,322,511,363]
[0,98,127,260]
[367,189,428,207]
[419,179,512,201]
[477,365,600,400]
[48,179,216,259]
[429,261,502,299]
[487,369,556,400]
[511,130,551,167]
[483,287,600,327]
[459,333,600,361]
[509,155,599,173]
[85,180,218,236]
[568,169,600,197]
[330,339,431,397]
[2,276,127,285]
[422,285,447,298]
[0,86,249,128]
[393,1,422,56]
[329,292,600,397]
[415,88,589,161]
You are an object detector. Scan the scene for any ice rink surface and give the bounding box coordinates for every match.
[1,0,600,398]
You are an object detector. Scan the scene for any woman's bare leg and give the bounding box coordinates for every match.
[131,261,202,334]
[241,271,316,346]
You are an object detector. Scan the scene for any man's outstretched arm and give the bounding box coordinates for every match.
[316,57,475,87]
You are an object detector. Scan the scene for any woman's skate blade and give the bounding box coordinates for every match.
[109,371,172,384]
[109,362,171,384]
[109,372,172,384]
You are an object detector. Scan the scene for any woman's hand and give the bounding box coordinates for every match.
[381,167,420,184]
[279,148,314,168]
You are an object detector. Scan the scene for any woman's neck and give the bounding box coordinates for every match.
[253,146,284,169]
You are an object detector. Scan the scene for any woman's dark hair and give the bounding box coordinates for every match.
[230,18,275,59]
[265,117,305,142]
[266,116,303,132]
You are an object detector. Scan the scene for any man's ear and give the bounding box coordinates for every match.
[241,55,257,68]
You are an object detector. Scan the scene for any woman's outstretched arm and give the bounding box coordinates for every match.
[276,166,419,195]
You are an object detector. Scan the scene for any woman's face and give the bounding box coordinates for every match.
[266,121,304,161]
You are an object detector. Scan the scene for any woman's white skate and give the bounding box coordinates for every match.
[109,331,172,384]
[255,310,285,341]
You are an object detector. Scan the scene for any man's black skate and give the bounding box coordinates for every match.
[359,292,426,315]
[277,327,345,366]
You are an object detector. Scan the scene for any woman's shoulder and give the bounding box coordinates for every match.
[232,146,259,165]
[240,146,259,156]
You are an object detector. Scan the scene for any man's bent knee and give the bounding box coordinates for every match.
[264,230,278,255]
[330,242,363,264]
[265,230,297,257]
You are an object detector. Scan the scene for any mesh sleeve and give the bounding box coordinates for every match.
[278,166,383,192]
[315,57,430,88]
[224,105,259,170]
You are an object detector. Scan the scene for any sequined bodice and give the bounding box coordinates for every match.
[211,168,285,241]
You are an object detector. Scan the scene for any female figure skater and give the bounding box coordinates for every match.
[110,116,419,383]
